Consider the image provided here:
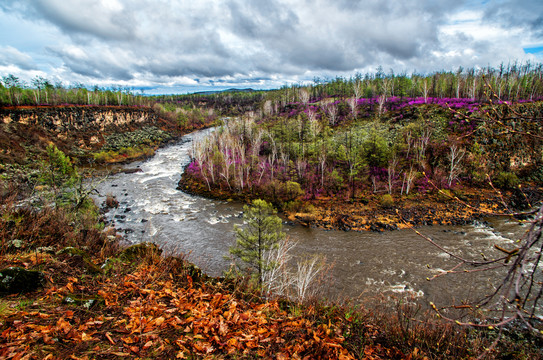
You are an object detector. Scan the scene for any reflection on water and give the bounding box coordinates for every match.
[94,130,530,308]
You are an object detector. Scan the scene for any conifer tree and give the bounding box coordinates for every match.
[229,199,285,286]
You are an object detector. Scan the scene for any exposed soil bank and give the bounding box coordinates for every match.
[179,172,540,231]
[0,105,213,166]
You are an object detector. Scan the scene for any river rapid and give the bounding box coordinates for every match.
[94,129,530,308]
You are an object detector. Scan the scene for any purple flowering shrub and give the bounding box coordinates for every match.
[184,98,542,204]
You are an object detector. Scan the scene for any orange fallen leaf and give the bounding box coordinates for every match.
[122,336,135,344]
[81,332,95,341]
[105,332,115,345]
[226,337,238,348]
[69,355,88,360]
[56,317,72,334]
[154,316,165,327]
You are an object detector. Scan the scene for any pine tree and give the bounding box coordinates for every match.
[229,199,285,286]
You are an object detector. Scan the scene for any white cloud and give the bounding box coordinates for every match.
[0,46,36,70]
[0,0,541,91]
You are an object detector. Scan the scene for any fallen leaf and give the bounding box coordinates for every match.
[154,316,165,327]
[81,332,95,341]
[105,332,115,345]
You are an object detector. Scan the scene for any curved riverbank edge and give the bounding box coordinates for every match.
[178,171,540,231]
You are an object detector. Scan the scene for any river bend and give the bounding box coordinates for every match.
[94,129,529,307]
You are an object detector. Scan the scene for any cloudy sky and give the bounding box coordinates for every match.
[1,0,542,94]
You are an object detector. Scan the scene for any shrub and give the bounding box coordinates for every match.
[437,189,453,202]
[381,194,394,208]
[493,171,520,190]
[266,180,304,205]
[93,150,116,163]
[283,200,303,212]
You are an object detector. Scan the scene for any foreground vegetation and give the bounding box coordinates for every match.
[1,182,541,359]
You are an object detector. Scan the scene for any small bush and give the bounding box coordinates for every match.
[437,189,453,202]
[283,200,302,212]
[381,194,394,208]
[302,203,316,213]
[93,150,116,163]
[265,180,304,204]
[493,171,520,190]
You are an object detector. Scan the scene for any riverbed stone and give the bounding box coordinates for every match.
[63,294,104,309]
[118,242,162,262]
[8,239,25,249]
[0,267,45,294]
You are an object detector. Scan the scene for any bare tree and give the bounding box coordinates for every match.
[319,152,327,188]
[387,153,399,194]
[262,237,296,298]
[261,237,327,303]
[377,94,386,116]
[447,144,465,187]
[422,78,429,103]
[293,255,326,302]
[263,100,273,116]
[347,97,358,118]
[401,165,417,196]
[325,102,338,126]
[298,88,310,105]
[307,108,319,138]
[415,83,543,352]
[353,79,363,100]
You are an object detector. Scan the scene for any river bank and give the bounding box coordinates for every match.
[3,211,528,359]
[178,171,540,232]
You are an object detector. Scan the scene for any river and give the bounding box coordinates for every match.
[93,129,530,308]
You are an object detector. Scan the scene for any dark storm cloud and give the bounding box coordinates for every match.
[140,55,240,79]
[0,0,538,89]
[45,45,134,80]
[225,0,460,74]
[227,0,299,39]
[484,0,543,37]
[0,0,135,41]
[0,0,465,80]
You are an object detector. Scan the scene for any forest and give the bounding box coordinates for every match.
[176,64,543,231]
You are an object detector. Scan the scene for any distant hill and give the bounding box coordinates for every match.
[192,88,256,95]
